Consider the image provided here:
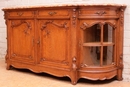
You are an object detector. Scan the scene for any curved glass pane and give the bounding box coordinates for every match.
[103,24,113,42]
[103,46,114,65]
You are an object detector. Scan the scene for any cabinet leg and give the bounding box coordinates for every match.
[117,69,123,81]
[71,78,78,85]
[6,64,11,70]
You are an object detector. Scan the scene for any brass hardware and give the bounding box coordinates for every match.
[17,12,23,16]
[48,12,57,16]
[95,11,106,16]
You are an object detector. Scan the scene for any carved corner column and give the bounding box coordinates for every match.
[70,8,78,85]
[117,6,126,80]
[4,12,11,70]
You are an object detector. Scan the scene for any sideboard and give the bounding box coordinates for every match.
[2,4,126,84]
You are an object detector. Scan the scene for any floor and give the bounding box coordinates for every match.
[0,58,130,87]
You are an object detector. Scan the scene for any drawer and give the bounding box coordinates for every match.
[38,9,69,17]
[79,9,118,17]
[8,11,35,17]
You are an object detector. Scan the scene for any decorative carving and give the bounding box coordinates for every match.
[62,61,69,65]
[120,7,125,26]
[80,21,117,30]
[119,54,123,69]
[39,57,69,65]
[4,12,9,19]
[72,57,77,71]
[80,22,89,30]
[11,53,33,59]
[72,9,77,27]
[95,11,106,16]
[39,58,46,63]
[11,20,31,35]
[11,53,16,57]
[71,57,78,85]
[41,20,68,30]
[81,63,88,67]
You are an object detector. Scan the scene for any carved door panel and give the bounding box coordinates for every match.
[37,20,70,68]
[10,20,35,63]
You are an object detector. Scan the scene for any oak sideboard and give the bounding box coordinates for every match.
[3,4,126,84]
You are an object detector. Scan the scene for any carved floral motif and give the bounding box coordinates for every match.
[11,20,31,35]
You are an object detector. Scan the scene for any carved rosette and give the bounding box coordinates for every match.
[72,9,77,27]
[119,7,125,27]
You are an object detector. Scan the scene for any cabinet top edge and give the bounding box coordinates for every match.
[2,3,126,11]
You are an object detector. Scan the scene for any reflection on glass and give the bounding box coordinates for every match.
[83,24,101,43]
[103,24,113,42]
[103,46,113,65]
[83,46,100,66]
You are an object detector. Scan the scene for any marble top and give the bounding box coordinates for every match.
[2,3,126,10]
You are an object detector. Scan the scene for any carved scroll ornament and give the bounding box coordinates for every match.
[41,20,69,30]
[80,22,117,30]
[11,20,31,35]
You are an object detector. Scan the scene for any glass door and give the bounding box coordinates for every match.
[79,21,116,67]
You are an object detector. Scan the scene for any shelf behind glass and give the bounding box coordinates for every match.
[83,42,114,47]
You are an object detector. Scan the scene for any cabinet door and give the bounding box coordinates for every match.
[10,20,35,63]
[78,20,117,67]
[37,20,70,68]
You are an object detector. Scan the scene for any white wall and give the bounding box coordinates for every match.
[0,0,130,81]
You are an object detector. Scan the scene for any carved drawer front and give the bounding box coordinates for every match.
[8,11,34,17]
[79,9,118,18]
[38,9,69,17]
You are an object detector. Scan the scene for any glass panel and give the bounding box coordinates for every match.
[103,24,113,42]
[103,46,114,65]
[83,46,101,66]
[83,24,101,43]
